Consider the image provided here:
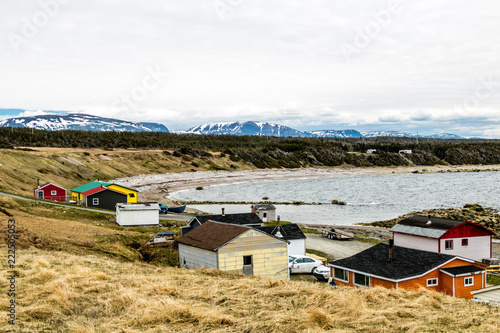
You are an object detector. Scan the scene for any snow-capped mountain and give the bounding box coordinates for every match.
[182,121,305,137]
[423,133,464,139]
[0,113,169,132]
[361,131,414,138]
[307,129,363,138]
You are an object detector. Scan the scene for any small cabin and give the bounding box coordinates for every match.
[251,204,276,222]
[116,203,160,226]
[33,182,67,202]
[177,221,289,280]
[81,186,128,210]
[390,215,496,261]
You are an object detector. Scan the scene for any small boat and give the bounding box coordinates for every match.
[167,205,186,213]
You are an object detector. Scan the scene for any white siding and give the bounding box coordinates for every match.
[178,244,218,269]
[116,209,159,226]
[440,236,491,261]
[288,239,306,256]
[394,233,439,252]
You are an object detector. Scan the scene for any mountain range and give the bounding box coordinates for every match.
[0,113,465,138]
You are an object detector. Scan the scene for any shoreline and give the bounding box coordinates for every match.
[114,164,500,204]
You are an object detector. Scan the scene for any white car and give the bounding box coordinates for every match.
[313,265,331,281]
[288,255,323,274]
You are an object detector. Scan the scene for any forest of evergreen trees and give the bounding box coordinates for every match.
[1,127,499,168]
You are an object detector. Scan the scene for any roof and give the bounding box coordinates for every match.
[331,243,462,281]
[256,224,306,240]
[157,231,174,236]
[81,185,127,197]
[390,215,495,238]
[252,204,276,210]
[116,203,160,211]
[71,181,111,193]
[176,221,249,251]
[106,183,139,192]
[34,182,65,191]
[440,265,485,276]
[194,213,263,226]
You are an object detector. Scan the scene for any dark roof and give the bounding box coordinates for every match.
[256,224,306,240]
[176,221,249,251]
[195,213,263,226]
[331,243,458,281]
[398,215,464,230]
[440,265,485,276]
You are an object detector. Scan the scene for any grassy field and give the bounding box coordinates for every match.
[1,246,499,332]
[0,147,254,198]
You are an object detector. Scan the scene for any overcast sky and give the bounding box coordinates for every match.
[1,1,499,137]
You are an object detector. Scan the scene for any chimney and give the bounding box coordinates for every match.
[37,178,40,187]
[275,215,282,238]
[426,215,432,225]
[388,239,394,264]
[222,207,225,216]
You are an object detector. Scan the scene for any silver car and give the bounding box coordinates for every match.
[288,255,324,274]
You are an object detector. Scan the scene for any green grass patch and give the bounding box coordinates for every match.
[487,274,500,286]
[354,234,383,245]
[263,220,292,226]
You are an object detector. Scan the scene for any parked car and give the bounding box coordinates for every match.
[313,265,331,282]
[288,255,323,274]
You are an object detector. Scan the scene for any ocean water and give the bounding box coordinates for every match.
[170,171,500,225]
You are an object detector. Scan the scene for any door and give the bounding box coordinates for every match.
[262,211,267,222]
[243,255,253,275]
[37,191,44,199]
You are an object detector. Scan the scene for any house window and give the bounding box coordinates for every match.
[334,268,349,282]
[354,273,370,287]
[263,212,267,218]
[243,255,253,266]
[427,278,438,286]
[464,277,474,286]
[129,193,135,198]
[92,198,99,205]
[462,239,468,246]
[51,190,57,195]
[445,240,453,250]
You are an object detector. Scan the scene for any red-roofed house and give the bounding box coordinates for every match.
[81,185,128,210]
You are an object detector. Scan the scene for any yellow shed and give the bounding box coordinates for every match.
[176,221,289,280]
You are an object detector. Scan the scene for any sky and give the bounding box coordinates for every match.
[1,0,499,137]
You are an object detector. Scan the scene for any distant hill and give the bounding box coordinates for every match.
[307,129,363,138]
[0,113,169,132]
[181,121,304,137]
[361,131,414,138]
[423,133,464,139]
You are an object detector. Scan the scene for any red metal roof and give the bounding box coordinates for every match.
[81,186,126,197]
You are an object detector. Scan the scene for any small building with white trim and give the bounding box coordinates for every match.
[116,202,160,226]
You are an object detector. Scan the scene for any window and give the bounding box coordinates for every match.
[51,190,57,195]
[304,258,315,263]
[263,212,267,218]
[129,193,135,198]
[334,268,349,282]
[464,277,474,286]
[354,273,370,287]
[462,239,468,246]
[243,255,252,266]
[445,240,453,250]
[427,278,438,286]
[92,198,99,205]
[295,258,304,263]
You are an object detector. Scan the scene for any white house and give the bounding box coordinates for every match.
[390,215,496,261]
[256,223,307,256]
[116,202,160,226]
[251,204,276,222]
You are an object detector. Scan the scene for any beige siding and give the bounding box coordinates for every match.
[218,229,288,280]
[178,244,218,269]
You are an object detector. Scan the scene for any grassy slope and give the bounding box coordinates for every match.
[0,147,254,197]
[1,247,499,332]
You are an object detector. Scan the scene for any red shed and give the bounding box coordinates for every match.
[33,182,67,202]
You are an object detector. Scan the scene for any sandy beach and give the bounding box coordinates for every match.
[114,164,500,204]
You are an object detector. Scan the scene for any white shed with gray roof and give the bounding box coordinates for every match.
[116,203,160,226]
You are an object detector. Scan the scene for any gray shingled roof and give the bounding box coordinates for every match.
[330,243,460,281]
[390,215,464,238]
[440,265,485,276]
[255,224,306,240]
[195,213,263,226]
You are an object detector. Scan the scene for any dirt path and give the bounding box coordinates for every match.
[306,234,373,260]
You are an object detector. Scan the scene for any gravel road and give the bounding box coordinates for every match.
[306,233,373,260]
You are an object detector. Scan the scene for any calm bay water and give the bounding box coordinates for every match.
[170,171,500,225]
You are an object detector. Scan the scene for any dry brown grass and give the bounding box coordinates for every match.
[1,246,499,333]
